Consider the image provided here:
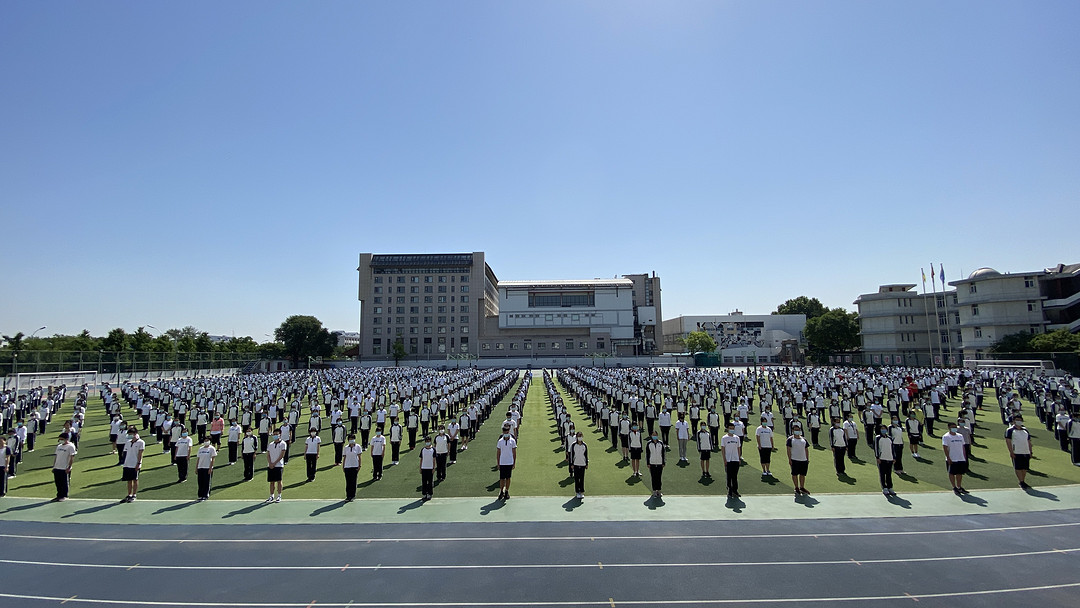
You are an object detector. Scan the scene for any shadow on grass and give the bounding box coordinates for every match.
[311,501,349,516]
[1028,470,1049,478]
[558,477,574,488]
[222,501,272,518]
[966,471,989,481]
[551,447,565,453]
[896,472,920,484]
[698,475,714,486]
[615,460,629,469]
[625,475,641,486]
[837,474,857,485]
[9,480,53,490]
[485,481,501,492]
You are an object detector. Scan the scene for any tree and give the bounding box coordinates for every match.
[774,296,828,320]
[274,315,334,368]
[1,332,25,352]
[1029,330,1080,353]
[391,339,407,366]
[804,309,859,360]
[990,332,1035,354]
[679,331,718,356]
[130,327,154,352]
[193,332,214,352]
[100,328,129,352]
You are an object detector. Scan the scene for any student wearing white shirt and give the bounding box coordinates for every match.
[628,424,643,478]
[645,432,665,498]
[265,431,287,503]
[942,423,969,495]
[755,418,774,477]
[332,422,346,465]
[227,421,242,465]
[369,430,386,481]
[52,432,77,502]
[174,430,194,482]
[241,428,258,481]
[673,414,690,462]
[121,429,145,503]
[696,423,712,478]
[447,420,460,464]
[419,437,436,501]
[658,409,672,449]
[304,429,321,482]
[495,427,517,501]
[721,425,743,499]
[786,427,810,496]
[1004,416,1034,489]
[829,418,848,476]
[874,426,896,496]
[433,427,450,482]
[196,439,216,501]
[568,432,588,499]
[341,434,363,501]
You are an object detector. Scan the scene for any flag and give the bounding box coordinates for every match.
[939,264,945,284]
[921,268,926,285]
[929,263,936,288]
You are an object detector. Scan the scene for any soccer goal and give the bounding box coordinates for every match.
[9,370,101,392]
[964,359,1055,373]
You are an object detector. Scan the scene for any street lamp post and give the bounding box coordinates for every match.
[30,325,46,338]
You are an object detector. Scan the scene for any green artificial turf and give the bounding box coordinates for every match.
[6,371,1080,501]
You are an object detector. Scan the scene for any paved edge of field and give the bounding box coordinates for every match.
[1,483,1077,525]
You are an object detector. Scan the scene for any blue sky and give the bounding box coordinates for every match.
[2,1,1078,340]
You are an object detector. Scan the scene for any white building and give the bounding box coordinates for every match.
[948,267,1049,359]
[854,284,960,366]
[331,331,361,348]
[662,311,805,364]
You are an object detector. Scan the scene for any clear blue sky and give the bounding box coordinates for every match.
[3,1,1078,340]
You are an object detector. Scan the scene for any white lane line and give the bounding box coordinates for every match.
[3,582,1080,606]
[0,547,1075,571]
[2,520,1078,544]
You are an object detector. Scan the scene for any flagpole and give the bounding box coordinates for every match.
[921,268,936,369]
[940,264,954,366]
[930,263,943,369]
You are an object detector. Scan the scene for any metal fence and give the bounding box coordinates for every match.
[0,350,260,379]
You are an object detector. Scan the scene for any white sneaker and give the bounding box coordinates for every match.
[274,495,281,503]
[265,496,274,503]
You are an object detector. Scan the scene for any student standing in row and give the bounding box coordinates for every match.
[755,417,774,478]
[196,438,216,501]
[241,428,258,481]
[369,429,386,481]
[304,429,321,482]
[1005,416,1033,490]
[875,426,896,496]
[341,434,363,501]
[942,423,969,495]
[52,432,77,502]
[495,427,517,501]
[174,430,193,482]
[721,425,742,499]
[419,437,436,501]
[121,428,145,503]
[696,423,712,478]
[265,430,286,503]
[646,432,665,498]
[569,432,588,499]
[787,427,810,496]
[829,419,847,476]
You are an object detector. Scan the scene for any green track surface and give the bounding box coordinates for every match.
[5,371,1079,502]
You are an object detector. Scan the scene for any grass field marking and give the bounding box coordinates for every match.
[4,519,1080,544]
[0,546,1075,571]
[4,582,1080,606]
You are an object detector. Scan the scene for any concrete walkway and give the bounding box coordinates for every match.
[2,484,1076,526]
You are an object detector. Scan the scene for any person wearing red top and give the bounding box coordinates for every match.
[209,415,226,449]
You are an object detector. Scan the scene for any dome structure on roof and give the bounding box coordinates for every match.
[968,267,1000,279]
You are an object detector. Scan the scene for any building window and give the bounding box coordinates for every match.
[510,343,518,350]
[482,343,491,351]
[579,341,588,349]
[971,304,979,316]
[410,307,418,314]
[374,297,382,304]
[411,286,419,293]
[1028,301,1037,312]
[374,287,382,294]
[461,325,468,333]
[373,307,383,314]
[1025,277,1035,288]
[460,285,469,293]
[460,275,469,283]
[410,276,419,283]
[438,296,447,303]
[425,286,433,293]
[528,292,596,307]
[496,343,504,350]
[424,327,432,334]
[552,342,560,350]
[425,276,433,283]
[1030,325,1040,334]
[438,276,447,283]
[372,328,381,335]
[374,277,383,284]
[410,296,419,303]
[969,284,977,294]
[424,316,432,323]
[461,296,469,303]
[438,286,447,293]
[940,330,949,344]
[974,327,982,338]
[438,327,447,334]
[460,305,470,313]
[373,317,381,324]
[596,341,605,350]
[565,340,574,350]
[372,347,381,355]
